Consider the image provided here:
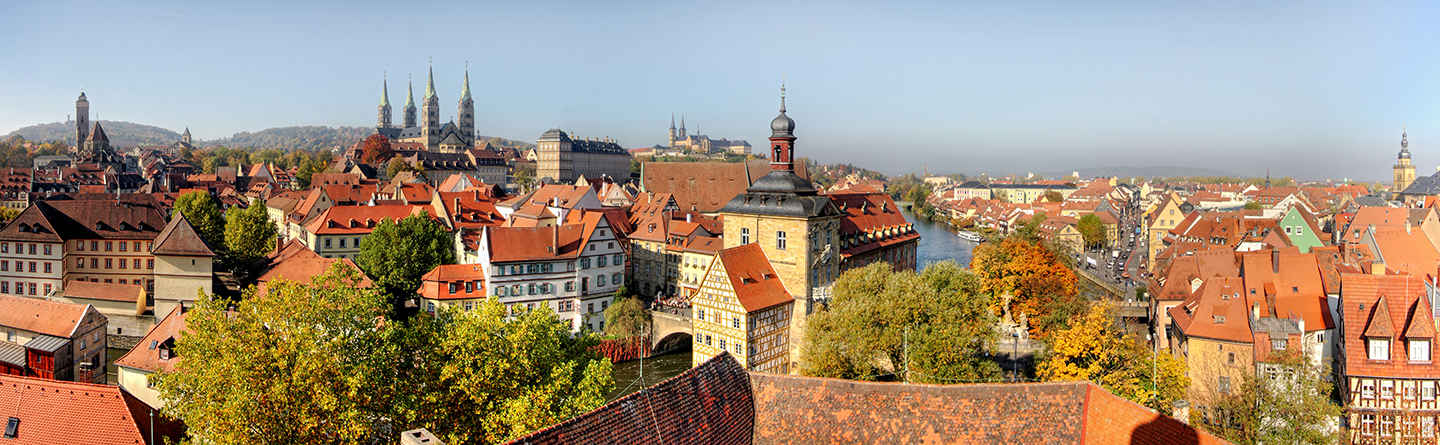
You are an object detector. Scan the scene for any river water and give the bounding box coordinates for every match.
[608,209,977,397]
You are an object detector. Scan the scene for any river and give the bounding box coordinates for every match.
[608,208,977,397]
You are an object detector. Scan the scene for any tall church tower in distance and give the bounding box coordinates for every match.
[377,75,392,129]
[181,127,191,145]
[75,91,90,146]
[404,76,417,128]
[719,85,843,373]
[668,114,677,147]
[458,67,474,147]
[1395,126,1416,193]
[421,64,441,148]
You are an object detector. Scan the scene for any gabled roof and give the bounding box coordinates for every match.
[0,373,182,445]
[1404,296,1436,339]
[1364,297,1396,338]
[151,213,215,257]
[62,280,146,303]
[252,239,372,288]
[114,306,188,374]
[0,295,91,338]
[714,243,793,313]
[642,160,810,213]
[484,224,585,263]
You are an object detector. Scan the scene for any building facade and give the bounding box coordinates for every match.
[476,212,622,333]
[1341,273,1440,444]
[535,129,632,183]
[691,243,793,373]
[0,296,107,383]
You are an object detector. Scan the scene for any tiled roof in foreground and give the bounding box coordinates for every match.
[502,353,1229,445]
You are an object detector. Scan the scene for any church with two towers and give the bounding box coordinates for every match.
[375,66,476,154]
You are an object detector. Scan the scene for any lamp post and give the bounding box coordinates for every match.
[1012,332,1021,382]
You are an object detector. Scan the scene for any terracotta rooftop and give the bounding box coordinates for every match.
[1341,273,1440,378]
[642,160,810,213]
[484,224,585,263]
[0,295,92,338]
[502,353,1228,445]
[61,280,146,303]
[252,239,372,288]
[0,373,183,445]
[150,213,214,257]
[715,244,793,313]
[418,264,486,301]
[113,307,188,374]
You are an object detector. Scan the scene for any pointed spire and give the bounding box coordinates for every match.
[405,74,416,109]
[460,63,472,103]
[670,113,676,130]
[780,77,787,113]
[183,127,190,135]
[680,114,685,132]
[1403,124,1409,149]
[424,59,437,101]
[381,73,391,108]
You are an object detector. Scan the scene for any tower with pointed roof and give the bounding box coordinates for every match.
[181,127,191,146]
[458,67,475,148]
[75,91,90,146]
[378,75,393,129]
[718,86,843,372]
[668,114,677,147]
[404,76,417,128]
[421,64,441,149]
[1395,126,1416,194]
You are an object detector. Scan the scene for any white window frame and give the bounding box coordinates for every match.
[1413,339,1432,361]
[1370,338,1391,361]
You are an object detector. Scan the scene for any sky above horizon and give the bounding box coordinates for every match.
[1,1,1437,181]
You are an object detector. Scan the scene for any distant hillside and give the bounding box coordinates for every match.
[7,121,180,147]
[202,126,376,152]
[10,120,534,152]
[1042,166,1243,180]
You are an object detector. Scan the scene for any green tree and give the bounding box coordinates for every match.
[295,159,321,188]
[387,157,416,179]
[1076,213,1107,249]
[603,288,649,339]
[1043,190,1064,202]
[1199,349,1342,445]
[1243,201,1263,210]
[512,169,533,192]
[802,261,1002,383]
[172,191,226,255]
[156,264,614,445]
[357,213,455,310]
[1038,302,1188,412]
[223,199,278,273]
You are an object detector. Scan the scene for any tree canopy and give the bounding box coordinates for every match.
[802,261,1002,383]
[1197,349,1342,444]
[603,287,648,338]
[361,133,394,164]
[172,191,227,257]
[156,264,614,444]
[1076,213,1107,249]
[1037,302,1188,412]
[223,198,278,273]
[356,213,455,311]
[970,224,1083,338]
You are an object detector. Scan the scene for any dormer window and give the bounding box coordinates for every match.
[1370,338,1392,360]
[1413,339,1432,362]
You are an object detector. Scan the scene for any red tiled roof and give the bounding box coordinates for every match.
[0,295,90,338]
[1169,277,1253,343]
[253,239,373,288]
[0,373,183,445]
[304,205,437,235]
[1342,273,1440,378]
[151,213,215,257]
[485,224,585,263]
[62,280,145,303]
[642,160,810,213]
[715,244,793,313]
[113,306,188,374]
[1240,251,1335,330]
[418,264,487,301]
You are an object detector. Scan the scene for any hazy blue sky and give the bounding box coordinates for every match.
[1,1,1436,180]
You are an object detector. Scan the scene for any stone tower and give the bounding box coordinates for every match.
[718,86,842,372]
[181,127,191,145]
[75,91,90,146]
[668,114,677,148]
[421,65,441,148]
[378,76,393,129]
[457,68,474,148]
[1395,126,1416,193]
[403,76,417,128]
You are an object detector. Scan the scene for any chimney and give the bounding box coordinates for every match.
[1406,220,1413,235]
[1272,249,1280,274]
[686,213,692,223]
[454,197,461,213]
[1252,302,1261,320]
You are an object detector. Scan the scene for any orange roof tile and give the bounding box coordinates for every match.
[715,243,793,313]
[113,306,188,373]
[0,296,90,338]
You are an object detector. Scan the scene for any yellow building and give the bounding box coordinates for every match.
[150,214,216,317]
[717,96,844,371]
[1395,127,1416,193]
[1146,193,1183,270]
[691,243,793,373]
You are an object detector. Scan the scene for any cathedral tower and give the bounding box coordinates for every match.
[421,64,441,148]
[181,127,191,145]
[458,67,474,147]
[1395,126,1416,193]
[75,91,90,146]
[403,76,417,128]
[668,114,677,148]
[378,75,393,129]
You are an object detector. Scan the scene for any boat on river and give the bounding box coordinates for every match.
[956,230,985,243]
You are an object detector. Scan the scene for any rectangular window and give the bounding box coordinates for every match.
[76,258,82,268]
[581,258,591,269]
[91,241,98,251]
[1361,414,1375,436]
[133,259,140,269]
[119,242,127,252]
[542,263,553,273]
[1424,417,1436,438]
[511,284,522,295]
[465,281,474,293]
[741,228,750,245]
[1382,380,1395,399]
[528,284,536,295]
[43,263,50,274]
[104,242,112,251]
[0,261,6,272]
[449,283,458,294]
[1371,338,1391,360]
[134,242,141,251]
[42,245,50,256]
[27,283,34,295]
[1425,381,1436,401]
[147,242,152,251]
[1382,415,1395,437]
[27,262,34,273]
[75,241,82,251]
[511,265,520,275]
[613,253,623,265]
[1414,340,1432,361]
[733,317,740,329]
[565,281,575,292]
[339,238,346,248]
[588,303,595,314]
[1,282,7,293]
[42,283,50,295]
[324,238,332,248]
[147,259,154,269]
[777,231,787,250]
[597,275,606,286]
[27,244,34,255]
[1218,376,1231,394]
[120,259,127,269]
[598,256,607,267]
[105,259,112,269]
[91,258,98,268]
[719,338,727,350]
[613,272,622,285]
[353,237,360,248]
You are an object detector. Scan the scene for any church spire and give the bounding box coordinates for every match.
[460,64,472,103]
[424,61,437,101]
[405,75,415,109]
[381,73,390,108]
[670,113,676,130]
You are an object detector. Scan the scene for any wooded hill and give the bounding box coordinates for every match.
[8,121,535,152]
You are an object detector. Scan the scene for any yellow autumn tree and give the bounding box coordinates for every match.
[1038,302,1188,411]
